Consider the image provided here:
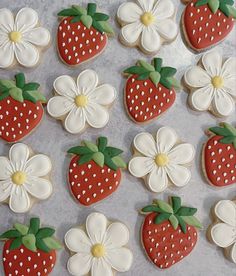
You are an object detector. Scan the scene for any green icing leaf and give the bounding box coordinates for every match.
[14,223,29,235]
[112,156,126,169]
[166,77,181,89]
[224,123,236,136]
[0,91,10,101]
[176,215,187,233]
[154,213,171,224]
[23,90,46,103]
[0,80,15,89]
[10,237,22,250]
[161,67,177,78]
[22,234,37,252]
[71,15,82,23]
[58,8,80,16]
[220,136,236,144]
[36,228,55,239]
[98,137,108,151]
[227,4,236,19]
[209,126,233,136]
[78,153,94,165]
[92,20,105,33]
[208,0,220,13]
[160,77,172,89]
[149,71,161,86]
[195,0,209,7]
[81,15,93,29]
[219,2,230,16]
[97,21,114,34]
[83,141,98,152]
[23,82,40,92]
[137,72,150,80]
[177,207,197,216]
[156,199,173,213]
[43,237,62,250]
[153,58,162,72]
[171,197,181,213]
[169,215,179,230]
[0,230,21,240]
[182,216,203,229]
[87,3,97,16]
[36,238,50,253]
[28,218,40,235]
[124,66,149,75]
[72,5,87,15]
[93,13,109,21]
[9,87,23,102]
[15,73,25,88]
[104,154,118,170]
[92,152,105,167]
[104,147,123,157]
[234,140,236,149]
[141,205,163,213]
[138,60,155,72]
[68,146,93,155]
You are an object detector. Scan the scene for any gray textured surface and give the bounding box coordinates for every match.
[0,0,236,275]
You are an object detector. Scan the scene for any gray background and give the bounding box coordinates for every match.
[0,0,235,275]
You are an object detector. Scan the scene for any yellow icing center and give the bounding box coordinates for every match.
[155,154,169,167]
[211,76,224,89]
[140,12,155,26]
[91,244,106,258]
[9,31,22,43]
[75,95,88,107]
[11,171,27,185]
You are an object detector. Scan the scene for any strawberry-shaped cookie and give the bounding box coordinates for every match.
[0,217,62,276]
[182,0,236,51]
[57,3,114,66]
[202,123,236,187]
[141,196,202,269]
[0,73,46,142]
[123,58,180,124]
[68,137,126,206]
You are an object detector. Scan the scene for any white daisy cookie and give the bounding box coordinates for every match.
[0,7,51,68]
[117,0,178,55]
[47,69,116,134]
[129,126,195,193]
[184,50,236,117]
[64,212,133,276]
[0,143,52,213]
[210,199,236,264]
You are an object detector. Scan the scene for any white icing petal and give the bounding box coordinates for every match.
[121,22,143,44]
[155,19,178,40]
[15,7,38,32]
[67,253,92,276]
[53,75,77,98]
[214,200,236,226]
[25,154,52,177]
[153,0,175,19]
[213,89,235,116]
[77,70,98,95]
[89,85,116,105]
[86,213,107,244]
[65,228,92,253]
[147,167,168,192]
[85,103,109,128]
[184,66,211,88]
[23,27,50,46]
[128,157,155,177]
[47,96,74,118]
[221,57,236,79]
[156,127,178,154]
[230,243,236,264]
[64,107,85,134]
[0,31,8,46]
[211,223,235,247]
[141,27,161,53]
[117,2,143,23]
[190,86,214,111]
[166,164,191,187]
[168,144,195,165]
[91,258,113,276]
[133,132,157,157]
[0,157,12,179]
[15,41,39,67]
[106,248,133,272]
[9,185,30,213]
[24,177,52,200]
[104,222,129,249]
[9,143,29,171]
[0,180,12,202]
[0,8,14,32]
[0,42,14,68]
[137,0,155,12]
[222,79,236,98]
[202,51,222,77]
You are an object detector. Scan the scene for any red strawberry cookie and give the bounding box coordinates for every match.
[0,217,62,276]
[123,58,180,124]
[141,196,202,269]
[182,0,236,51]
[0,73,46,142]
[202,123,236,187]
[68,137,126,206]
[57,3,114,66]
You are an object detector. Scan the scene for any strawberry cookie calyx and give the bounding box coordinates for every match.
[0,218,62,253]
[209,123,236,149]
[58,3,114,35]
[141,196,203,233]
[124,58,181,89]
[0,73,46,104]
[68,136,126,171]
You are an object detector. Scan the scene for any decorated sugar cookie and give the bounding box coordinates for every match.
[65,212,133,275]
[68,137,126,206]
[184,51,236,117]
[47,70,116,134]
[0,143,52,213]
[129,126,195,193]
[141,196,202,269]
[0,8,50,68]
[202,123,236,187]
[182,0,236,51]
[123,58,180,123]
[57,3,114,66]
[209,199,236,264]
[0,217,62,275]
[0,73,46,142]
[117,0,178,54]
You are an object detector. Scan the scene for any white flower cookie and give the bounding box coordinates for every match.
[0,8,50,68]
[0,143,52,213]
[129,126,195,193]
[184,50,236,117]
[210,199,236,264]
[47,70,116,134]
[117,0,178,54]
[65,212,133,276]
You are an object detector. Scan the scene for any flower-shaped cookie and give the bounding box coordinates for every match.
[117,0,178,54]
[129,127,195,193]
[210,199,236,264]
[0,8,50,68]
[47,70,116,134]
[65,212,133,276]
[0,143,52,213]
[184,51,236,117]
